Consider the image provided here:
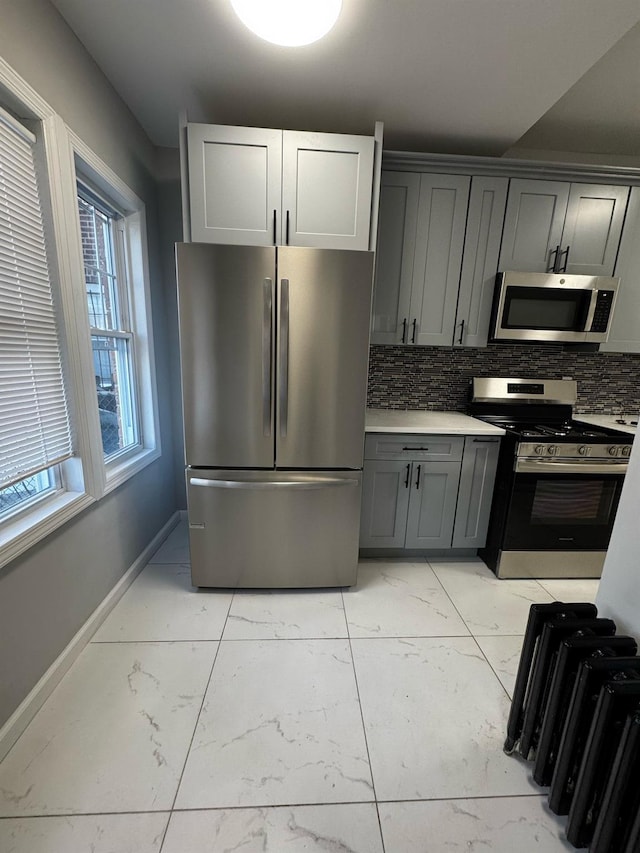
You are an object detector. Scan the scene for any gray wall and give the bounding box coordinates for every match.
[596,432,640,636]
[0,0,179,727]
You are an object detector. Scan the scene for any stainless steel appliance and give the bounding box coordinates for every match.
[490,271,619,344]
[469,377,633,579]
[176,243,374,588]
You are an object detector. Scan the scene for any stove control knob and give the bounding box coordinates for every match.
[578,445,589,456]
[622,446,631,457]
[547,445,557,456]
[535,445,545,456]
[608,446,620,457]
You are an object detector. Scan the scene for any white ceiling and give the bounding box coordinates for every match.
[50,0,640,157]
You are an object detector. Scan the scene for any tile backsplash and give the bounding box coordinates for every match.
[367,344,640,414]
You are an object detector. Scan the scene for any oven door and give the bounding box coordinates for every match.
[503,458,627,551]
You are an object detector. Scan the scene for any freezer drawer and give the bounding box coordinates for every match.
[187,469,362,588]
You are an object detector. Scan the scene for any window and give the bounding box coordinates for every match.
[0,106,72,526]
[71,136,161,494]
[77,185,140,460]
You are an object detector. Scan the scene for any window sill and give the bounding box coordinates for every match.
[103,445,161,495]
[0,490,96,571]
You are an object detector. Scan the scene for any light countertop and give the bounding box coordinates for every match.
[366,408,505,436]
[575,414,638,436]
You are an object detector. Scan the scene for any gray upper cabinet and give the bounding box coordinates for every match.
[601,186,640,354]
[370,172,419,344]
[454,176,508,347]
[410,174,470,346]
[499,179,629,276]
[187,123,374,250]
[371,171,506,347]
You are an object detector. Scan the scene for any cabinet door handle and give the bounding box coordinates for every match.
[559,245,570,272]
[404,463,411,488]
[401,317,407,343]
[457,319,465,345]
[415,463,421,489]
[272,210,277,245]
[411,318,417,344]
[286,209,290,245]
[548,245,560,272]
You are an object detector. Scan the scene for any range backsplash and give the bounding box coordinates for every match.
[367,345,640,414]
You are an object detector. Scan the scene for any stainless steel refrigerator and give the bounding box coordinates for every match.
[176,243,374,588]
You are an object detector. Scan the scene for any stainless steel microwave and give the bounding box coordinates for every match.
[490,271,619,344]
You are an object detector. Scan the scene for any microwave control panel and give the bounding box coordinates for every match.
[590,290,615,333]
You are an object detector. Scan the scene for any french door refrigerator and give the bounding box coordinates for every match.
[176,243,374,587]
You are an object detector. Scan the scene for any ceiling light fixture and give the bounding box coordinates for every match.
[230,0,342,47]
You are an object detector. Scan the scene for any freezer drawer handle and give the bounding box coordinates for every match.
[279,278,289,438]
[263,278,273,436]
[189,477,359,490]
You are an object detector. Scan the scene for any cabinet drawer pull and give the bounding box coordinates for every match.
[415,463,421,489]
[472,438,499,443]
[404,463,411,488]
[402,446,429,451]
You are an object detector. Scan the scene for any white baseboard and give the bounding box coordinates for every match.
[0,511,181,763]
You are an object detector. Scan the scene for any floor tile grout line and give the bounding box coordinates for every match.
[341,576,382,848]
[0,791,551,821]
[158,589,236,852]
[425,559,519,703]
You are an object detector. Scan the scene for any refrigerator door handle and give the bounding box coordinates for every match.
[279,277,289,437]
[263,278,273,436]
[189,476,360,490]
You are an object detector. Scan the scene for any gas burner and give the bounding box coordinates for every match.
[536,424,570,437]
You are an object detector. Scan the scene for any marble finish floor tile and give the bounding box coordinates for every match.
[379,797,574,852]
[0,643,216,816]
[344,561,469,638]
[476,635,525,698]
[162,803,384,852]
[148,520,190,564]
[536,577,600,604]
[0,812,169,853]
[352,637,538,800]
[175,639,373,809]
[430,560,554,635]
[223,589,347,640]
[94,563,232,642]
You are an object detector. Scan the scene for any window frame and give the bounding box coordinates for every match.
[0,61,96,568]
[0,55,161,569]
[69,132,161,496]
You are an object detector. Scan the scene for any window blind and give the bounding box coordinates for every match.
[0,106,73,490]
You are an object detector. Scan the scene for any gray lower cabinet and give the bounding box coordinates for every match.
[452,436,501,548]
[360,433,500,551]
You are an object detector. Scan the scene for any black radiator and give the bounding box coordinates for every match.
[504,601,640,852]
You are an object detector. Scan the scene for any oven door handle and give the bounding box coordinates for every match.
[515,458,629,475]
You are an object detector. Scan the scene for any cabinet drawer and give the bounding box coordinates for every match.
[364,433,464,461]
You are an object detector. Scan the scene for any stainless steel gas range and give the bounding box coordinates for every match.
[469,377,633,579]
